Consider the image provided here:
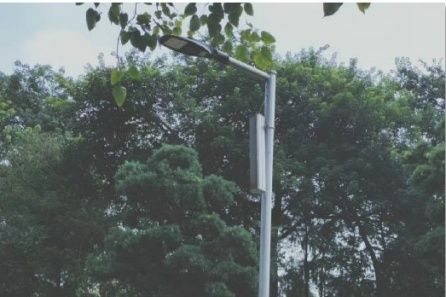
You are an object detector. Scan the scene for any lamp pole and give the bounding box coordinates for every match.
[159,35,276,297]
[259,70,275,297]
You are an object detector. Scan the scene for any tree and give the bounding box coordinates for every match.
[381,58,445,297]
[274,54,444,297]
[0,129,105,297]
[88,144,258,297]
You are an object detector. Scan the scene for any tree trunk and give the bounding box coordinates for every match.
[355,217,385,297]
[338,198,386,297]
[379,220,387,251]
[303,223,310,297]
[318,250,326,297]
[270,226,279,297]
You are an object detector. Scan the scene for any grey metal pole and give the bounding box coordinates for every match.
[223,56,276,297]
[207,55,277,297]
[204,45,278,297]
[224,56,276,297]
[226,56,270,81]
[258,71,276,297]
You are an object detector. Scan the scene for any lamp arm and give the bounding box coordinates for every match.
[211,49,270,81]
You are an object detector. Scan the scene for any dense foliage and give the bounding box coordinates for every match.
[79,2,369,63]
[79,2,370,106]
[0,50,443,297]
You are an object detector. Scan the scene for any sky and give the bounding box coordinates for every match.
[0,3,444,77]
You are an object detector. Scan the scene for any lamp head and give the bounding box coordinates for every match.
[159,35,213,58]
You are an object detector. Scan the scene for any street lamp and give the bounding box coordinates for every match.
[159,34,276,297]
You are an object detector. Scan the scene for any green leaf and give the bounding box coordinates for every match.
[172,25,181,36]
[223,3,231,13]
[323,3,343,17]
[261,46,272,63]
[127,66,139,80]
[244,3,254,16]
[253,47,272,69]
[235,45,249,61]
[120,30,130,45]
[200,15,208,24]
[153,25,160,35]
[143,33,158,51]
[253,52,266,69]
[141,23,151,33]
[224,3,242,15]
[222,40,232,53]
[112,85,127,107]
[184,3,197,16]
[224,23,233,37]
[228,12,239,27]
[226,4,242,26]
[161,3,171,18]
[240,29,251,41]
[209,3,223,19]
[111,69,125,85]
[357,3,370,13]
[129,29,146,52]
[189,15,200,31]
[119,13,128,29]
[250,31,260,42]
[173,19,182,36]
[207,19,222,38]
[108,3,120,25]
[137,12,151,25]
[213,33,225,45]
[86,8,100,31]
[260,31,275,44]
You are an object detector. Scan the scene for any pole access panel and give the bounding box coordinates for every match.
[249,114,266,193]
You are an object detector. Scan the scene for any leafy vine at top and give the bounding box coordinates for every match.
[78,2,370,107]
[80,3,370,70]
[79,2,276,70]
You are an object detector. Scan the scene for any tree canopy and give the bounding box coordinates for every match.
[0,47,443,297]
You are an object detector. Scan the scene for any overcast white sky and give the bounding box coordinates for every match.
[0,3,444,77]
